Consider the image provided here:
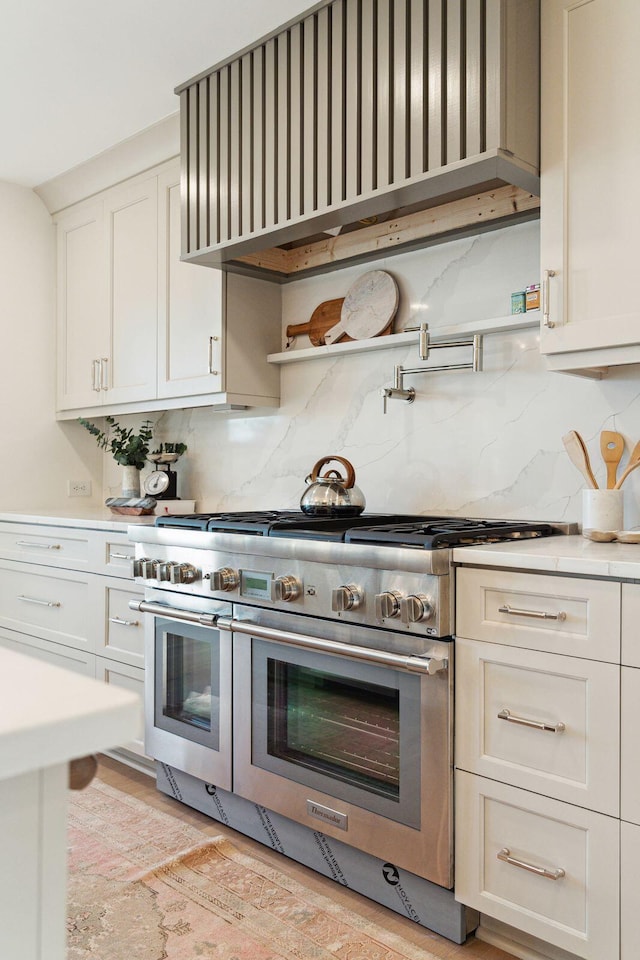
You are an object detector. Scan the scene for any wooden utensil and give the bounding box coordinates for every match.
[562,431,598,489]
[614,439,640,489]
[600,430,625,488]
[286,298,347,346]
[324,270,399,345]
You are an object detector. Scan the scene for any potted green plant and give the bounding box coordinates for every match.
[79,416,154,497]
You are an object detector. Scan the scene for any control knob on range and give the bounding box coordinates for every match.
[331,584,363,612]
[169,562,200,585]
[400,594,434,624]
[140,558,160,580]
[375,590,403,619]
[210,567,239,592]
[132,557,147,578]
[272,575,302,602]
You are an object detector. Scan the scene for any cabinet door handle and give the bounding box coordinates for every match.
[542,269,556,328]
[92,359,101,392]
[109,552,132,561]
[109,616,139,627]
[18,595,61,608]
[498,603,566,622]
[208,336,219,375]
[16,541,61,550]
[497,848,565,881]
[100,357,109,391]
[498,708,565,734]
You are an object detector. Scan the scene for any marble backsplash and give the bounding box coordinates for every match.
[107,219,640,529]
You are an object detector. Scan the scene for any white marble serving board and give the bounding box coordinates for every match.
[324,270,399,343]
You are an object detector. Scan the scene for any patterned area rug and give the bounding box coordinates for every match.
[67,778,444,960]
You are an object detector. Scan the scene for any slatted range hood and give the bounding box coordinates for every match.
[176,0,540,282]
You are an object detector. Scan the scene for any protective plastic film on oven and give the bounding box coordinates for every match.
[251,639,422,827]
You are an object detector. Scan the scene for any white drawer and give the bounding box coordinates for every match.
[455,638,619,815]
[621,665,640,824]
[0,560,97,653]
[621,583,640,667]
[456,567,620,661]
[95,533,136,578]
[455,771,619,960]
[95,656,146,758]
[0,627,95,677]
[100,581,145,667]
[0,522,91,570]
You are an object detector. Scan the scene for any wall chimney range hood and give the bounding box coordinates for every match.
[176,0,540,282]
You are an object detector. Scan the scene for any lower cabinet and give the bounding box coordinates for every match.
[621,821,640,960]
[95,657,145,761]
[0,627,95,677]
[455,771,619,960]
[0,520,149,768]
[455,564,625,959]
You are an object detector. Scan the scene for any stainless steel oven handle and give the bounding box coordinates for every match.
[129,599,219,627]
[216,616,448,676]
[129,601,448,675]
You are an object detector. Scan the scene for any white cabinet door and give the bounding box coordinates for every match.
[540,0,640,371]
[56,200,108,410]
[456,637,620,815]
[95,656,146,759]
[104,175,158,404]
[621,820,640,960]
[455,771,620,960]
[156,164,223,399]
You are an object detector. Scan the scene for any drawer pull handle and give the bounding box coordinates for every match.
[109,553,132,561]
[497,847,565,881]
[18,595,61,608]
[498,708,565,734]
[498,603,566,622]
[109,616,139,627]
[16,541,61,550]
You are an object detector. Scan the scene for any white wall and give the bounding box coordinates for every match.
[0,182,102,509]
[152,219,640,531]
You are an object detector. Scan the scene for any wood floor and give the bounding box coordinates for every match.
[96,755,516,960]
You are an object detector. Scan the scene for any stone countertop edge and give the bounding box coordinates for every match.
[0,646,139,782]
[0,508,156,532]
[453,534,640,579]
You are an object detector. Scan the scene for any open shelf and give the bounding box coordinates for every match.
[268,311,540,365]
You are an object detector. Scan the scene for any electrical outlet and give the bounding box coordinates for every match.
[68,479,92,497]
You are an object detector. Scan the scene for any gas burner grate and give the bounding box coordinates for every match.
[344,517,557,549]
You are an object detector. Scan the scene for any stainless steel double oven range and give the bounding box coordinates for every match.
[129,511,555,933]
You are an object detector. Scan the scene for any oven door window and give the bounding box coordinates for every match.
[252,640,421,828]
[155,618,222,749]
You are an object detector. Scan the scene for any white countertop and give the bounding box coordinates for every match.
[0,507,156,532]
[0,647,139,782]
[453,534,640,579]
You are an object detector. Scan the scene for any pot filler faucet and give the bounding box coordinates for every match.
[381,322,484,413]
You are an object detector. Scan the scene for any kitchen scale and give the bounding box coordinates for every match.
[143,450,185,500]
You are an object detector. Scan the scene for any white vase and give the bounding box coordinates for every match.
[121,465,141,499]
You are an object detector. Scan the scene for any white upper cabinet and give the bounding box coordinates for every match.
[55,158,280,418]
[156,167,223,399]
[56,200,108,410]
[540,0,640,374]
[104,174,158,404]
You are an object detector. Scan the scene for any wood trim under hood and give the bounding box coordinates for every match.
[177,0,540,281]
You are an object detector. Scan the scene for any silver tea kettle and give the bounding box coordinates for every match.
[300,456,366,517]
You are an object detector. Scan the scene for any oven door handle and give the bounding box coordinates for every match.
[217,616,448,676]
[130,601,448,675]
[129,599,219,628]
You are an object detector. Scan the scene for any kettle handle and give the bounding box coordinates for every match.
[310,456,356,488]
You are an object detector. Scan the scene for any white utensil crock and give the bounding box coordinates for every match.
[582,488,623,534]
